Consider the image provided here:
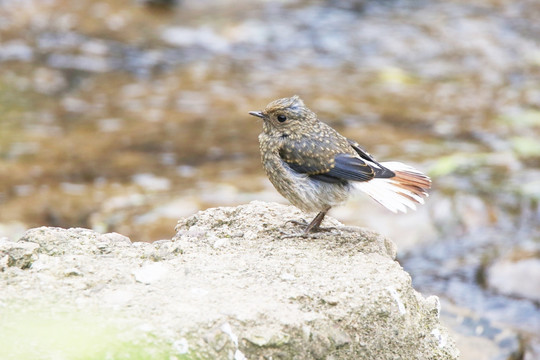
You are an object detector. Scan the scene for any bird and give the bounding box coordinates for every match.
[249,95,431,235]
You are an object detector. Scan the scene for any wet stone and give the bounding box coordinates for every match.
[441,302,521,360]
[487,257,540,303]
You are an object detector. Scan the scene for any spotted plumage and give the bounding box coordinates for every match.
[249,95,431,234]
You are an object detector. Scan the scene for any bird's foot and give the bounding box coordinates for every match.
[285,219,309,227]
[279,228,338,239]
[279,230,309,239]
[280,219,337,238]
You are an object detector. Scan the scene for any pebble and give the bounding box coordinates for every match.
[161,26,229,53]
[133,262,169,284]
[280,272,295,281]
[131,173,171,192]
[0,240,40,269]
[172,338,189,354]
[212,237,229,249]
[322,296,339,306]
[524,340,540,360]
[63,267,83,277]
[487,258,540,303]
[0,40,33,61]
[441,302,521,360]
[98,232,132,245]
[0,255,8,271]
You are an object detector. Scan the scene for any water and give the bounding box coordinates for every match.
[402,225,540,335]
[1,0,539,355]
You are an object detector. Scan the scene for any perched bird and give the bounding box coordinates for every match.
[249,95,431,235]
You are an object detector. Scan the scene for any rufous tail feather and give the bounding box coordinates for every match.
[354,161,431,213]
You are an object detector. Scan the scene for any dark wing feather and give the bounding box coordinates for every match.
[347,139,395,178]
[347,139,377,162]
[326,154,374,181]
[282,152,375,184]
[285,162,346,184]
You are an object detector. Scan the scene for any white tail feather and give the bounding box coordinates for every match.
[354,161,431,213]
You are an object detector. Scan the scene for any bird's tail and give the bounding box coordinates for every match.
[353,161,431,213]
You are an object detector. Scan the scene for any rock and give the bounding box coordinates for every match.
[487,256,540,303]
[0,201,458,359]
[133,262,169,284]
[0,238,39,270]
[98,232,132,245]
[440,302,521,360]
[17,226,132,256]
[137,0,178,7]
[524,339,540,360]
[326,0,367,13]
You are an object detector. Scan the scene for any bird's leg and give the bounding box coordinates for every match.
[304,206,331,234]
[281,206,335,238]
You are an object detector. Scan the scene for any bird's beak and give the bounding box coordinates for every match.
[249,111,265,119]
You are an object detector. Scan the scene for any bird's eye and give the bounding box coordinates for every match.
[277,114,287,123]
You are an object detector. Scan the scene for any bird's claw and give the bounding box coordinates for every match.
[280,220,339,239]
[279,230,309,239]
[285,219,309,227]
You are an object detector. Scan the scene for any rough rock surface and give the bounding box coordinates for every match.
[0,201,458,359]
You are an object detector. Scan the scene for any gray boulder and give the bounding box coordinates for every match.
[0,201,458,359]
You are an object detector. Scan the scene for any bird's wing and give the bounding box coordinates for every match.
[347,139,377,162]
[347,139,395,178]
[279,138,376,184]
[327,153,376,181]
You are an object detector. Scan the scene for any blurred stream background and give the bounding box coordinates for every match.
[0,0,539,358]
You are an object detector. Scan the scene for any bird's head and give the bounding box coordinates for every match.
[249,95,317,137]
